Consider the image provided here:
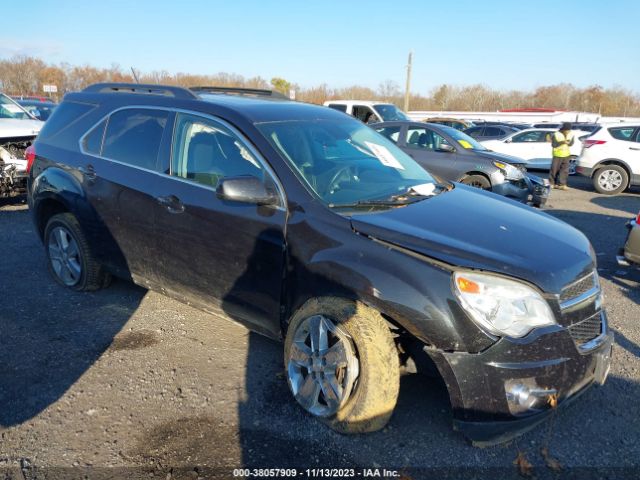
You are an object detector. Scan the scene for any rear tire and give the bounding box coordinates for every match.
[593,165,628,195]
[44,213,111,291]
[284,297,400,434]
[461,174,491,190]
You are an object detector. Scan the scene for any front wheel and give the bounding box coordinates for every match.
[593,165,628,195]
[284,298,400,434]
[460,174,491,190]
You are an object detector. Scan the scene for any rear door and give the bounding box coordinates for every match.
[400,125,462,180]
[151,111,287,337]
[79,107,171,281]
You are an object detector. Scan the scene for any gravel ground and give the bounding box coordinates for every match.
[1,176,639,479]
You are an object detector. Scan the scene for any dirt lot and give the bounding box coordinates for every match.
[1,176,639,479]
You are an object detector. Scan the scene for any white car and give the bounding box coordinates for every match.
[481,128,587,171]
[0,93,43,197]
[323,100,410,124]
[576,123,640,195]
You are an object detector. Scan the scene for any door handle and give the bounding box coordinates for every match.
[156,195,185,214]
[78,165,97,181]
[630,147,640,151]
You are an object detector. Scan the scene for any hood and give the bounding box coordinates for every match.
[0,118,43,138]
[473,149,526,165]
[350,185,594,294]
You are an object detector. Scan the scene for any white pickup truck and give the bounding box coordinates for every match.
[0,93,43,198]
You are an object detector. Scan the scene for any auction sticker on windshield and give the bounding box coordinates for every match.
[364,141,405,170]
[458,139,473,149]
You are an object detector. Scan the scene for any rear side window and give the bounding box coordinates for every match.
[327,104,347,113]
[375,126,401,143]
[37,101,95,140]
[609,127,636,141]
[102,109,168,170]
[483,127,503,136]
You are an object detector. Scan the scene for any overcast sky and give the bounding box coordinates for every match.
[2,0,638,94]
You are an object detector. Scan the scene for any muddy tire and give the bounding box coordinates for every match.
[44,212,111,291]
[284,297,400,434]
[593,165,628,195]
[461,174,491,190]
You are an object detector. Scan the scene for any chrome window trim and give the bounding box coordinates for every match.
[77,105,287,211]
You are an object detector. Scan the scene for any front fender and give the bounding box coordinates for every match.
[283,210,495,353]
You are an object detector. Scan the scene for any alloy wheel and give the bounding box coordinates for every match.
[597,169,623,191]
[48,226,82,286]
[287,315,359,417]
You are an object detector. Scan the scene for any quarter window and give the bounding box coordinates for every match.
[102,109,168,170]
[609,127,636,141]
[171,113,264,189]
[82,119,107,154]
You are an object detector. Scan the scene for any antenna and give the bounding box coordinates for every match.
[130,67,140,84]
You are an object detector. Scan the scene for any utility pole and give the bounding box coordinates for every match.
[130,67,140,84]
[404,51,413,112]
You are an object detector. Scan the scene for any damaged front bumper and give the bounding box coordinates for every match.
[491,172,550,208]
[427,310,613,447]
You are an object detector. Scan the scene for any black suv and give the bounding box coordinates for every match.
[28,83,612,445]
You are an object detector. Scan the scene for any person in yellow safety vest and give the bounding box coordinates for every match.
[549,122,574,190]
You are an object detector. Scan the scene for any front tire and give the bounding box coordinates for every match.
[461,174,491,190]
[284,297,400,434]
[593,165,628,195]
[44,213,110,291]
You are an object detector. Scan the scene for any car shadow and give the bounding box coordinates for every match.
[0,206,144,427]
[590,196,640,216]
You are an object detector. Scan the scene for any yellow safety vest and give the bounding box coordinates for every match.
[552,131,573,158]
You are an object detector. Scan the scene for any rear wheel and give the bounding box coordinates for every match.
[284,297,400,434]
[461,174,491,190]
[593,165,628,195]
[44,213,110,291]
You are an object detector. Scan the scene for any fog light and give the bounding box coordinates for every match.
[505,378,558,416]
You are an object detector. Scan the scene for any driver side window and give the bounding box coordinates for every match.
[405,127,448,151]
[171,113,264,189]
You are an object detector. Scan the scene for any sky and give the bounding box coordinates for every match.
[1,0,639,95]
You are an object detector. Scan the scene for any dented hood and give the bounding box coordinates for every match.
[349,185,594,294]
[0,118,43,139]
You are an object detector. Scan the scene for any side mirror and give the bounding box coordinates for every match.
[216,176,278,206]
[437,144,455,153]
[505,138,512,143]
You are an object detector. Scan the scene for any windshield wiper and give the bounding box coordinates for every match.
[329,183,452,209]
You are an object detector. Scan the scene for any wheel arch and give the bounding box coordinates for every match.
[592,159,632,179]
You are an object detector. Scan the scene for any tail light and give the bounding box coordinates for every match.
[25,145,36,173]
[636,211,640,224]
[583,139,606,148]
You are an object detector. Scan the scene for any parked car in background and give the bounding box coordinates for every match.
[374,121,549,207]
[475,121,532,131]
[463,124,520,141]
[422,117,474,130]
[0,92,43,198]
[576,123,640,194]
[617,211,640,268]
[323,100,409,124]
[16,99,57,121]
[533,122,601,134]
[481,128,587,171]
[28,82,612,446]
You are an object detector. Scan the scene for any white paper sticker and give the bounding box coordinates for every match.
[364,141,405,170]
[2,104,23,113]
[410,183,437,196]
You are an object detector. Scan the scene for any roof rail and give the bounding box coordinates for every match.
[82,83,198,100]
[190,86,289,100]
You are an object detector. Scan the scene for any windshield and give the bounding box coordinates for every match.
[257,118,435,206]
[439,125,488,151]
[373,104,409,121]
[0,94,32,120]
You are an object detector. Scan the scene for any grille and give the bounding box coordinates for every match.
[568,313,602,348]
[560,272,597,304]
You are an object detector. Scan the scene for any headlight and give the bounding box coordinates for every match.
[493,161,524,180]
[453,272,556,338]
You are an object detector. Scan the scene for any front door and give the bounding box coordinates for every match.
[152,112,287,337]
[401,125,461,180]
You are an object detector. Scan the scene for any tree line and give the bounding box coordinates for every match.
[1,55,638,116]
